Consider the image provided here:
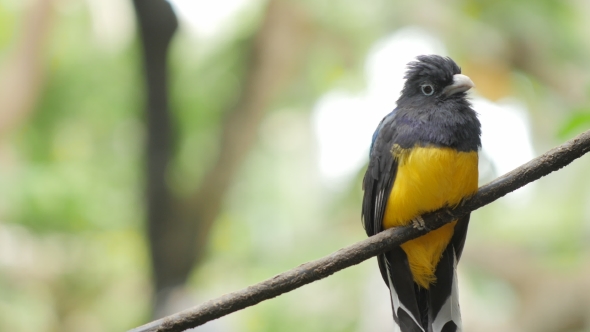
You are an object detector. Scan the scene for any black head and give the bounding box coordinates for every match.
[397,55,473,105]
[390,55,481,151]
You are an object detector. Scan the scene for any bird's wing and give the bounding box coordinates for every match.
[362,110,397,237]
[362,110,399,288]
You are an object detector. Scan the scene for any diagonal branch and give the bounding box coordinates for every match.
[128,129,590,332]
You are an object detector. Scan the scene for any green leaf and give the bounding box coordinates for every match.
[558,110,590,139]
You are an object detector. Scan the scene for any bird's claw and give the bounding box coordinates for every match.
[411,216,428,230]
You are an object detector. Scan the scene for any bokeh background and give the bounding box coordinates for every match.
[1,0,590,331]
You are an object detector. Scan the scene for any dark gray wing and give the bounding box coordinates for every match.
[362,110,397,237]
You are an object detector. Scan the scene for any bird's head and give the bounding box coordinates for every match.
[397,55,474,105]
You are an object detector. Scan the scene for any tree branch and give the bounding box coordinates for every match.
[128,129,590,332]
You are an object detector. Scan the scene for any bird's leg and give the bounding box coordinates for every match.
[411,215,428,230]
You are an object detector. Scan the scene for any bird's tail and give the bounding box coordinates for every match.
[383,246,462,332]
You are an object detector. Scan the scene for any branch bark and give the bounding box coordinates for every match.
[129,129,590,332]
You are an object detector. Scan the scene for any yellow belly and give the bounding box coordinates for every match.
[383,145,478,288]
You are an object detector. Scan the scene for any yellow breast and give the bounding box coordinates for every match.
[383,145,478,288]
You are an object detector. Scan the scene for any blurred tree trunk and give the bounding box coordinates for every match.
[0,0,54,135]
[133,0,311,318]
[131,0,178,317]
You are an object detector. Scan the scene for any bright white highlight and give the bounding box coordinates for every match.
[475,98,534,177]
[168,0,250,38]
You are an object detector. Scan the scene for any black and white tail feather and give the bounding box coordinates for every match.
[382,244,462,332]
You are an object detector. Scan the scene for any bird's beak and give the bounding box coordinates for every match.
[443,74,475,97]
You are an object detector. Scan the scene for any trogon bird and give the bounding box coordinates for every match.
[362,55,481,332]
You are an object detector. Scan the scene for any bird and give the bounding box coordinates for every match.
[361,55,481,332]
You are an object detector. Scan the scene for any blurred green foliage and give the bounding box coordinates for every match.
[559,111,590,139]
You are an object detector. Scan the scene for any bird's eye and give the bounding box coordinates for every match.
[421,84,434,96]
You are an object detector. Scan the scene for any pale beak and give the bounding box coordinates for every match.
[442,74,475,97]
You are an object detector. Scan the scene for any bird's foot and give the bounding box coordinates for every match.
[411,216,428,231]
